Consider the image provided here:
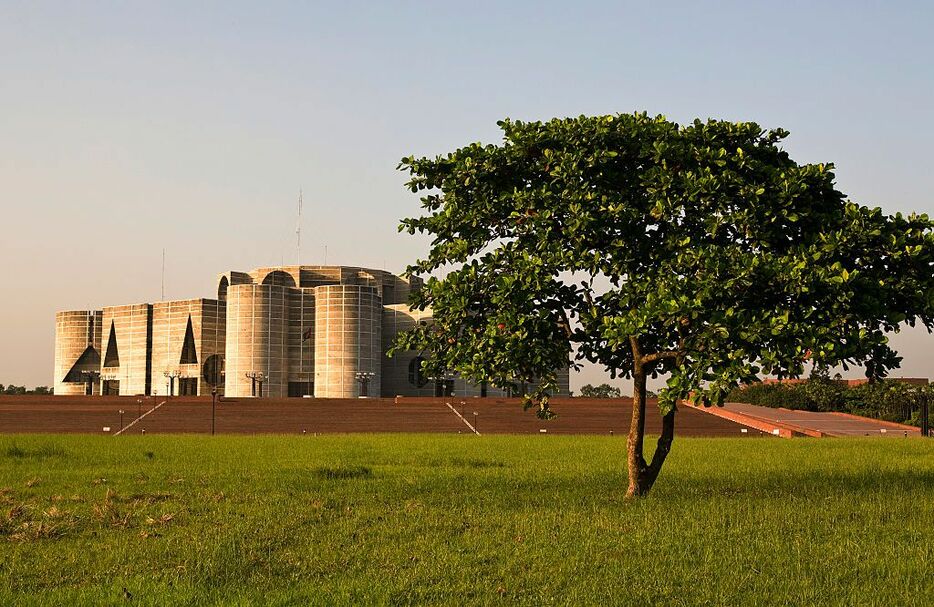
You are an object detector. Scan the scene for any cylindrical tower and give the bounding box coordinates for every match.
[54,310,103,395]
[224,284,290,397]
[314,285,382,398]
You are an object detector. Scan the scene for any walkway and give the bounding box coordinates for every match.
[691,401,921,438]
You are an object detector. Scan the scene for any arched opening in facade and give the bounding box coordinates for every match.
[218,276,229,301]
[261,270,296,288]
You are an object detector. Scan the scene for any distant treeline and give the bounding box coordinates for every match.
[577,383,657,399]
[0,385,52,395]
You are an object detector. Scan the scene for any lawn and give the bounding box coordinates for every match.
[1,434,932,606]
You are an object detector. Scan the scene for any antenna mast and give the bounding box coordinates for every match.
[296,188,303,267]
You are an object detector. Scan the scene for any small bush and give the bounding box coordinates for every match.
[729,379,930,426]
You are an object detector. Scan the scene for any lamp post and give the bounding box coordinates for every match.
[473,411,478,433]
[163,370,180,399]
[118,409,124,432]
[211,387,217,436]
[921,390,930,438]
[245,371,265,397]
[137,398,142,421]
[354,371,376,398]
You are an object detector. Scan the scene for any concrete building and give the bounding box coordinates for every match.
[54,310,103,395]
[54,265,570,398]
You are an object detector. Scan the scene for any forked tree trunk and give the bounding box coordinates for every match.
[626,365,676,498]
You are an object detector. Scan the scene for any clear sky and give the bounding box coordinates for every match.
[2,1,933,391]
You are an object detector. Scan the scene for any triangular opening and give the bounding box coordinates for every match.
[180,315,198,365]
[103,321,120,368]
[63,346,101,382]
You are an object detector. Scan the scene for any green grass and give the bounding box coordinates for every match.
[1,434,932,606]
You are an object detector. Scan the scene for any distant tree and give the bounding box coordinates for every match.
[579,383,622,398]
[396,113,934,497]
[0,384,50,395]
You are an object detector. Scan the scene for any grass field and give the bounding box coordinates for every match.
[1,434,932,606]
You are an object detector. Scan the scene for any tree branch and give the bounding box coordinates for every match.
[629,335,642,362]
[556,308,573,339]
[641,350,680,364]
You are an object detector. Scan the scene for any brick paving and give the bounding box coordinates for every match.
[0,395,762,437]
[695,402,922,438]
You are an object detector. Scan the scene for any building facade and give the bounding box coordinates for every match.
[54,265,570,398]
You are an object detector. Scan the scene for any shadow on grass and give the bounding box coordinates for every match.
[654,467,934,500]
[369,467,934,506]
[313,466,372,480]
[448,457,506,469]
[4,443,66,460]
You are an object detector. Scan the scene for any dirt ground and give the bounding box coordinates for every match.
[0,395,762,437]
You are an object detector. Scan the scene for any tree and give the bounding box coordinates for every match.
[579,383,622,398]
[395,113,934,497]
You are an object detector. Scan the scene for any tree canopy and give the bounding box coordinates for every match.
[579,383,623,398]
[395,113,934,495]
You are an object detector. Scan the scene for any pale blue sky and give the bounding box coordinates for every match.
[2,1,933,389]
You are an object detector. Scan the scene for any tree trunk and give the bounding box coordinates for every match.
[626,359,677,498]
[626,365,648,498]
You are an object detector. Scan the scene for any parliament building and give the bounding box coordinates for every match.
[53,265,570,399]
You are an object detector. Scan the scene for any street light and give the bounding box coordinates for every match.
[473,411,478,433]
[211,387,217,436]
[137,398,142,421]
[118,409,124,432]
[245,371,266,397]
[354,371,376,398]
[921,390,930,438]
[163,370,180,399]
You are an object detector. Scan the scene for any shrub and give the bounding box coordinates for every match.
[798,379,845,412]
[728,379,930,426]
[842,382,928,423]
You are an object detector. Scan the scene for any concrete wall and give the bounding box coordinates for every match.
[314,284,382,397]
[151,299,225,396]
[100,303,153,396]
[380,303,570,398]
[381,304,435,397]
[287,288,315,395]
[53,310,102,395]
[224,284,290,397]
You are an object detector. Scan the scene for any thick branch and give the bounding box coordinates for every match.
[641,350,680,364]
[556,308,573,339]
[629,335,643,360]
